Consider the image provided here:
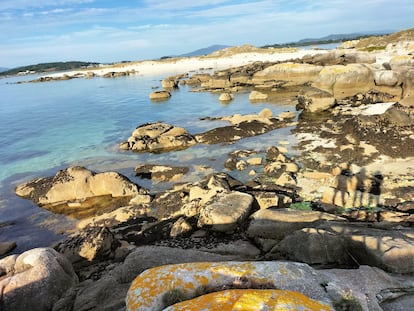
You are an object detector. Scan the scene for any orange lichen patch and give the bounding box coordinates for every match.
[210,262,256,278]
[165,290,238,311]
[126,261,325,311]
[165,289,333,311]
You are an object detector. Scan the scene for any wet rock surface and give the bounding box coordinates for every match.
[195,109,296,144]
[135,164,189,182]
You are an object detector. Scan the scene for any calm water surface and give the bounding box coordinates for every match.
[0,73,298,254]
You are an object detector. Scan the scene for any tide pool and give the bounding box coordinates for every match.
[0,73,298,254]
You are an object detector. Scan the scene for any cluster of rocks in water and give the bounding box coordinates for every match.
[2,34,414,310]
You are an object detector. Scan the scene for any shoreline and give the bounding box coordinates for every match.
[44,48,328,79]
[37,44,403,82]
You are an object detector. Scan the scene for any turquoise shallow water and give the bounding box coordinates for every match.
[0,73,298,254]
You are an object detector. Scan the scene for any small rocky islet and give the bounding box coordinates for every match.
[1,30,414,311]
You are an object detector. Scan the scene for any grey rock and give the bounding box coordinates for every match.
[198,191,253,232]
[0,248,78,311]
[246,208,344,241]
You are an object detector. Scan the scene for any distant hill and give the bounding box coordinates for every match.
[298,30,394,43]
[262,30,394,48]
[0,61,100,76]
[160,45,231,59]
[0,67,8,73]
[179,45,230,57]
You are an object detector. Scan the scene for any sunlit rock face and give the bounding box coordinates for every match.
[120,122,197,153]
[126,260,414,311]
[0,248,78,311]
[15,166,147,217]
[126,261,333,311]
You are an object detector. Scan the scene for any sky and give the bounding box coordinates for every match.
[1,0,413,68]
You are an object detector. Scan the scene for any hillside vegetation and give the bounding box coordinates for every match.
[0,61,99,76]
[353,28,414,48]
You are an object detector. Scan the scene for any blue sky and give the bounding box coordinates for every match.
[1,0,413,68]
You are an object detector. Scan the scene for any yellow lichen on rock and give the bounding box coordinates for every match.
[126,261,333,311]
[165,289,332,311]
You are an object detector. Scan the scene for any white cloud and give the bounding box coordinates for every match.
[143,0,231,11]
[1,0,413,67]
[0,0,95,10]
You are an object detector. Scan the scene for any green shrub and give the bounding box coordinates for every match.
[289,201,312,211]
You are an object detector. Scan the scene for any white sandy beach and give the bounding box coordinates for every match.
[46,48,328,78]
[43,43,406,80]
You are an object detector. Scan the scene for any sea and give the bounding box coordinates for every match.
[0,72,299,255]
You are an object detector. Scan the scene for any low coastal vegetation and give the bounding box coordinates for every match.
[261,31,391,49]
[0,61,99,76]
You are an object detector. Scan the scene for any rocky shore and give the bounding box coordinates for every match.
[1,29,414,310]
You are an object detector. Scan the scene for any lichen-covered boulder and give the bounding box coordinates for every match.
[125,261,333,311]
[120,122,196,153]
[126,261,412,311]
[164,289,332,311]
[0,248,78,311]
